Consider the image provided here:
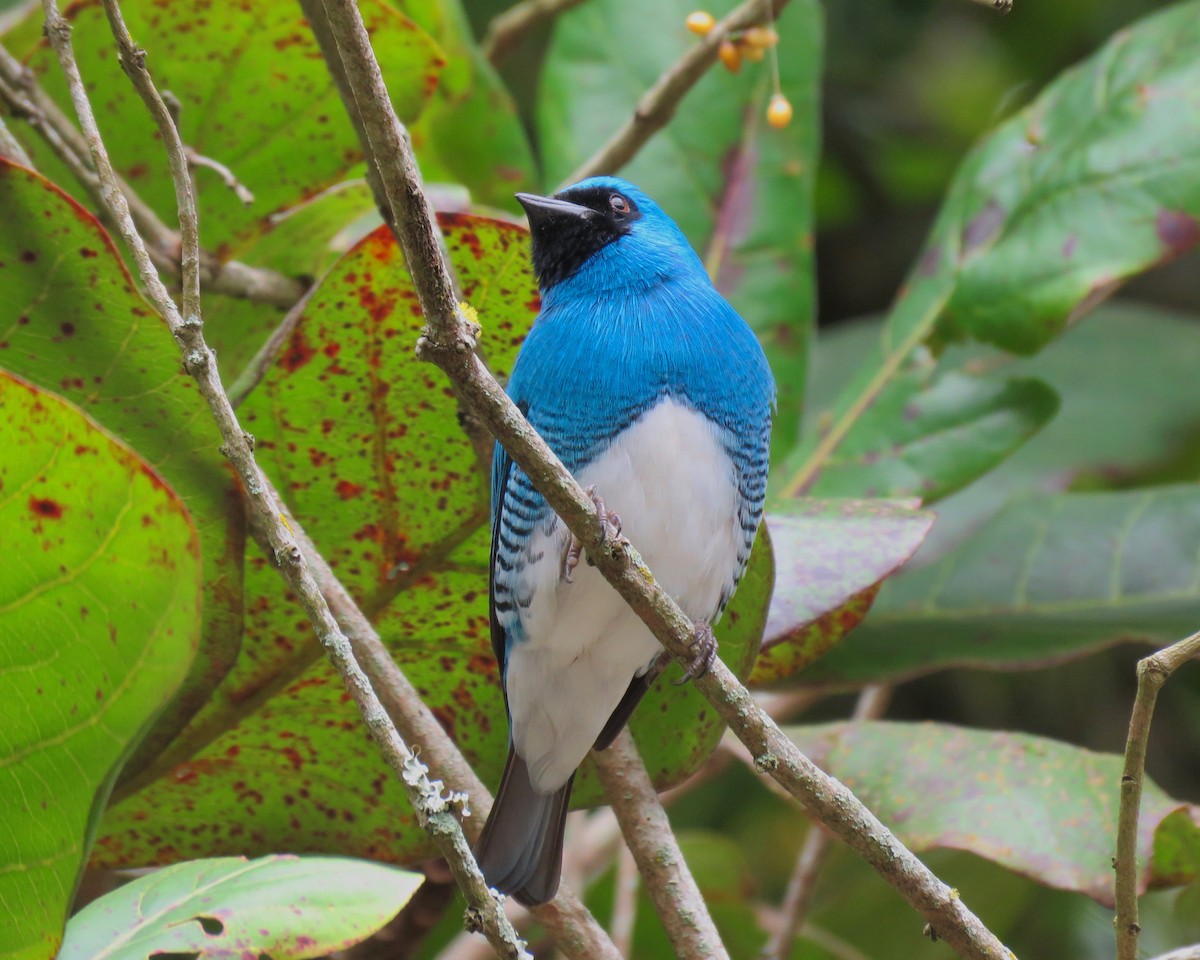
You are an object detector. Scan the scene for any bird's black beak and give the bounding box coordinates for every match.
[515,192,593,231]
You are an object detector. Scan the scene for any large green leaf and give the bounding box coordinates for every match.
[801,302,1200,687]
[538,0,822,456]
[801,484,1200,687]
[95,214,774,867]
[788,721,1200,904]
[59,856,422,960]
[401,0,538,208]
[783,369,1059,502]
[0,372,200,960]
[750,500,933,686]
[2,0,443,256]
[775,0,1200,498]
[0,159,242,778]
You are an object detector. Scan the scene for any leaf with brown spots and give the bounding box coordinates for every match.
[59,855,422,959]
[787,721,1200,905]
[96,214,775,865]
[1,0,443,257]
[749,500,933,686]
[0,160,244,780]
[0,371,200,959]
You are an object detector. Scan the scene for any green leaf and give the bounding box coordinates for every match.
[0,372,200,960]
[750,500,933,686]
[0,160,242,779]
[95,214,774,866]
[803,485,1200,687]
[777,0,1200,497]
[2,0,443,256]
[58,856,422,959]
[401,0,538,208]
[787,721,1200,903]
[783,370,1059,502]
[538,0,822,456]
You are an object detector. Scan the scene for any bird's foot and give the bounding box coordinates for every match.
[563,485,623,583]
[673,621,717,684]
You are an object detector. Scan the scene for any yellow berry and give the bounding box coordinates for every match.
[686,11,715,35]
[742,26,779,48]
[718,40,742,72]
[743,44,766,62]
[767,94,793,128]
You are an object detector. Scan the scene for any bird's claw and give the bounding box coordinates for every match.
[563,485,622,583]
[673,621,717,685]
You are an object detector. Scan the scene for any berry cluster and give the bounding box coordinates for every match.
[685,11,792,128]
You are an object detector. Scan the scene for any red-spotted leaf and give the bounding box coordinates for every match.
[95,214,774,867]
[0,372,200,960]
[749,500,933,686]
[0,159,243,778]
[2,0,442,257]
[787,721,1200,904]
[59,856,422,960]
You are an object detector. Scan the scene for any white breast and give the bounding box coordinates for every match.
[504,398,741,792]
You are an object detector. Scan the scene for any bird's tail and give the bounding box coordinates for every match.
[475,745,574,906]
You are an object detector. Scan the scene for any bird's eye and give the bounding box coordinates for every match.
[609,194,630,215]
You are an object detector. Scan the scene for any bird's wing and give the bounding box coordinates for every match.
[488,438,515,683]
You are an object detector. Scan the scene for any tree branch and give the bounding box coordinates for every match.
[0,113,32,165]
[761,685,892,960]
[481,0,590,67]
[1115,629,1200,960]
[311,4,1017,960]
[564,0,786,185]
[41,3,528,956]
[610,843,639,958]
[593,730,730,960]
[0,40,306,308]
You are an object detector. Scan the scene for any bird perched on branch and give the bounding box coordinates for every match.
[474,176,774,905]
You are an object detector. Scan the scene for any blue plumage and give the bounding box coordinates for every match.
[475,177,774,904]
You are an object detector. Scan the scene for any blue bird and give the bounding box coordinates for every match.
[474,177,774,904]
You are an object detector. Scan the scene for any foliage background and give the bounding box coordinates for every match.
[1,0,1199,957]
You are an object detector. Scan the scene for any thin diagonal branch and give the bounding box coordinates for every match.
[42,3,528,956]
[0,113,32,165]
[313,4,1017,960]
[761,684,892,960]
[594,730,731,960]
[0,41,306,308]
[564,0,786,185]
[1115,629,1200,960]
[481,0,590,67]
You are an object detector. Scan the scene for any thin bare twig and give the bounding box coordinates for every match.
[761,685,893,960]
[0,113,32,165]
[42,3,528,956]
[594,731,730,960]
[185,148,255,205]
[481,0,589,67]
[0,40,305,308]
[564,0,786,186]
[311,2,1017,958]
[1115,629,1200,960]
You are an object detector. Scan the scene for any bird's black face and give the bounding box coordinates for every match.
[516,186,643,290]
